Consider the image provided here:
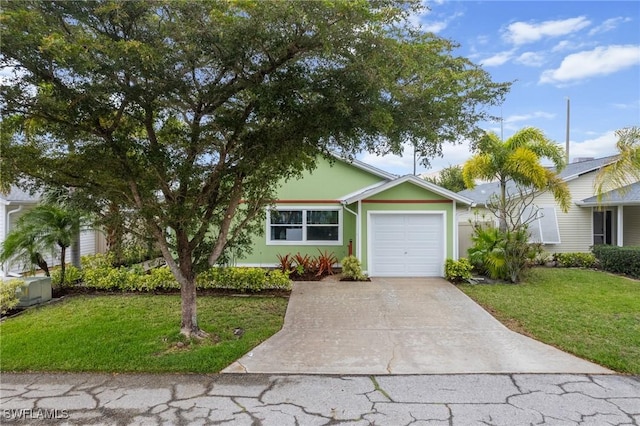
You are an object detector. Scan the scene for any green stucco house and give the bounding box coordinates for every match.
[237,155,474,277]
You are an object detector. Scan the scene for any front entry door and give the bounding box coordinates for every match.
[593,210,613,245]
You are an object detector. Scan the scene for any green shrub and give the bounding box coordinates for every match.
[136,266,179,292]
[341,255,367,281]
[1,279,24,314]
[82,252,291,292]
[468,225,537,283]
[592,245,640,279]
[445,258,473,283]
[50,264,83,288]
[196,267,291,292]
[553,252,598,268]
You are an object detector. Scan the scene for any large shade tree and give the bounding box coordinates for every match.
[462,127,571,231]
[1,1,509,337]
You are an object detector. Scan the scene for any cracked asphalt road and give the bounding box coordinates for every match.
[1,373,639,425]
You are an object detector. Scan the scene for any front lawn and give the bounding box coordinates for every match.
[0,295,287,373]
[459,267,640,374]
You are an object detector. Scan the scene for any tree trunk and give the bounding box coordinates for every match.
[180,277,200,337]
[499,178,508,232]
[59,245,66,285]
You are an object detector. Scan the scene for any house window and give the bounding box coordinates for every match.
[523,206,561,244]
[268,207,341,245]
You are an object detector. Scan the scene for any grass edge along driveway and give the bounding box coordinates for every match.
[0,294,288,373]
[459,267,640,374]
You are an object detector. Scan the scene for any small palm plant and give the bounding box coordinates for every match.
[0,205,83,284]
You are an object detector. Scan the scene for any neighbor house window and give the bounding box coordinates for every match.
[268,208,341,245]
[522,205,561,244]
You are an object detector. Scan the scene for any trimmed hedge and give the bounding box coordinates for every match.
[592,245,640,279]
[80,254,291,292]
[553,252,598,269]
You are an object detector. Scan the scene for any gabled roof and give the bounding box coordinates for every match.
[459,156,620,205]
[330,153,397,180]
[556,155,618,181]
[342,174,474,205]
[0,187,40,205]
[577,181,640,207]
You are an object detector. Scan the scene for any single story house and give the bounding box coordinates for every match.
[0,187,103,277]
[457,156,640,255]
[236,155,474,277]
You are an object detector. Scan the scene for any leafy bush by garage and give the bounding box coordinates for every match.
[592,245,640,279]
[445,258,473,283]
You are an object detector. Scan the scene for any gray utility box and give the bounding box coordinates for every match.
[17,277,52,307]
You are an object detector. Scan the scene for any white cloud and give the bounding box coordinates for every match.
[504,16,591,45]
[515,51,546,67]
[569,131,619,160]
[589,17,632,36]
[611,100,640,110]
[551,40,592,53]
[540,44,640,85]
[358,140,476,176]
[480,50,515,67]
[423,20,448,33]
[504,111,556,124]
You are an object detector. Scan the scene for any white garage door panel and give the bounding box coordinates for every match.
[370,213,444,277]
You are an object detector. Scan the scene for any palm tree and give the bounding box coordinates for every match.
[0,205,82,283]
[462,127,571,231]
[0,225,51,276]
[595,126,640,199]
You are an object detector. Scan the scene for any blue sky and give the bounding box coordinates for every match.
[361,0,640,176]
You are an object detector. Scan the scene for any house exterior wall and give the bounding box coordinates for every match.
[533,172,598,253]
[623,206,640,246]
[359,182,454,272]
[237,156,385,267]
[457,172,609,254]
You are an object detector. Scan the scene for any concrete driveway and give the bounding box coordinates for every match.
[223,278,612,374]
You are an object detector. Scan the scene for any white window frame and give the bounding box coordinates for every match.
[266,206,343,246]
[524,205,561,244]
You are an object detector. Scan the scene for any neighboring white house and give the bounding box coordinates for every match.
[457,156,640,256]
[0,187,103,277]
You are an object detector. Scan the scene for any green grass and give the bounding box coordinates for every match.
[459,267,640,374]
[0,294,287,373]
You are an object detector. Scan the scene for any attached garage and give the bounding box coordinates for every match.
[368,212,445,277]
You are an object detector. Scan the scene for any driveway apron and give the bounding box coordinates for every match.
[223,278,612,374]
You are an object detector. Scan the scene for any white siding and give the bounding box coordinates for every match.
[457,172,603,254]
[0,204,5,243]
[624,206,640,246]
[526,172,599,253]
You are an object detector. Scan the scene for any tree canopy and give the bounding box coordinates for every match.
[425,165,467,193]
[1,0,509,336]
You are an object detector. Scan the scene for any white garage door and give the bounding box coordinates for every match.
[369,213,445,277]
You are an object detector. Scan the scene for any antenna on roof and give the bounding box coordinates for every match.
[565,97,570,163]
